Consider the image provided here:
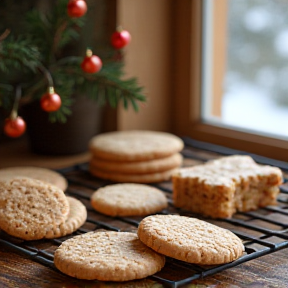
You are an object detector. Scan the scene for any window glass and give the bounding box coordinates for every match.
[202,0,288,139]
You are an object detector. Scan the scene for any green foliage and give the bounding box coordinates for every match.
[0,36,41,72]
[0,0,146,122]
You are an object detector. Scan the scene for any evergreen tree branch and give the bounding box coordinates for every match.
[0,35,42,73]
[52,60,146,111]
[0,0,146,124]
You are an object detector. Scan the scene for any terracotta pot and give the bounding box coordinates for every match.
[21,95,103,155]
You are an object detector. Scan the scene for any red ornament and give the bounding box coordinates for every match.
[81,49,102,73]
[67,0,87,18]
[40,87,62,112]
[111,29,131,49]
[4,116,26,138]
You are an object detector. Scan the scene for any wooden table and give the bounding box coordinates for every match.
[1,138,288,288]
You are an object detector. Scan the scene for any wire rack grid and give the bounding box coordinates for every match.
[1,137,288,288]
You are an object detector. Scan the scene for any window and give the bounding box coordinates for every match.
[172,0,288,161]
[202,0,288,140]
[112,1,287,161]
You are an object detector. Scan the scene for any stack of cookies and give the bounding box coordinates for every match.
[88,130,184,183]
[0,170,87,241]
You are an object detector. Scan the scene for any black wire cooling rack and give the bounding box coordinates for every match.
[1,137,288,288]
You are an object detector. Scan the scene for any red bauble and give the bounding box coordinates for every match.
[111,29,131,49]
[4,116,26,138]
[40,89,62,112]
[81,50,102,73]
[67,0,87,18]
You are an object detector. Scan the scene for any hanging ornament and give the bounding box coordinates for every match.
[81,49,102,73]
[3,85,26,138]
[4,116,26,138]
[40,86,62,112]
[67,0,87,18]
[111,27,131,49]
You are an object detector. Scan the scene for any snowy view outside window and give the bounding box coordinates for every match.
[202,0,288,139]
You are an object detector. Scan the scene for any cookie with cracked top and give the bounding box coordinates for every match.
[137,214,244,265]
[54,231,165,281]
[0,177,69,240]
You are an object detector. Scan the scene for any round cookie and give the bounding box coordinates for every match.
[90,153,183,175]
[89,167,179,183]
[137,215,244,265]
[45,196,87,239]
[89,130,184,162]
[91,183,168,217]
[0,166,68,191]
[54,231,165,281]
[0,177,70,240]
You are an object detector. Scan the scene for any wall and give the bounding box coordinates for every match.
[116,0,173,132]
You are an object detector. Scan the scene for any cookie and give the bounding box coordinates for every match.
[172,155,283,218]
[90,153,183,175]
[89,166,179,183]
[45,196,87,239]
[137,215,244,265]
[89,130,184,162]
[0,177,69,240]
[91,183,168,217]
[0,166,68,191]
[54,231,165,281]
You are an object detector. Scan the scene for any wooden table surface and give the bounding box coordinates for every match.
[1,138,288,288]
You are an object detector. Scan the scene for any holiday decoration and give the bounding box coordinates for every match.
[0,0,145,139]
[40,87,62,112]
[81,49,102,73]
[67,0,87,18]
[111,28,131,49]
[4,116,26,138]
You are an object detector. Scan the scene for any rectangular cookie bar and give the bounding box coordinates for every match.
[172,155,283,218]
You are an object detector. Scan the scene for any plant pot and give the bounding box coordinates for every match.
[21,95,103,155]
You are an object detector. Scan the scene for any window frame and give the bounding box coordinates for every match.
[171,0,288,161]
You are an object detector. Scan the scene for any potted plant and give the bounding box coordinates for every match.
[0,0,146,155]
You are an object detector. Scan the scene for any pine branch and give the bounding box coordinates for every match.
[25,0,85,64]
[0,0,146,124]
[53,59,146,111]
[0,35,42,73]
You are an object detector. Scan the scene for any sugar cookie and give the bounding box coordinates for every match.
[0,177,69,240]
[89,130,184,162]
[91,183,168,216]
[0,166,68,191]
[137,214,244,265]
[54,231,165,281]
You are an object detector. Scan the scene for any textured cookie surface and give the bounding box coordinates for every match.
[90,153,183,175]
[172,155,283,218]
[0,166,68,191]
[0,177,69,240]
[54,231,165,281]
[137,215,244,265]
[89,130,184,161]
[89,167,179,183]
[91,184,168,217]
[45,196,87,239]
